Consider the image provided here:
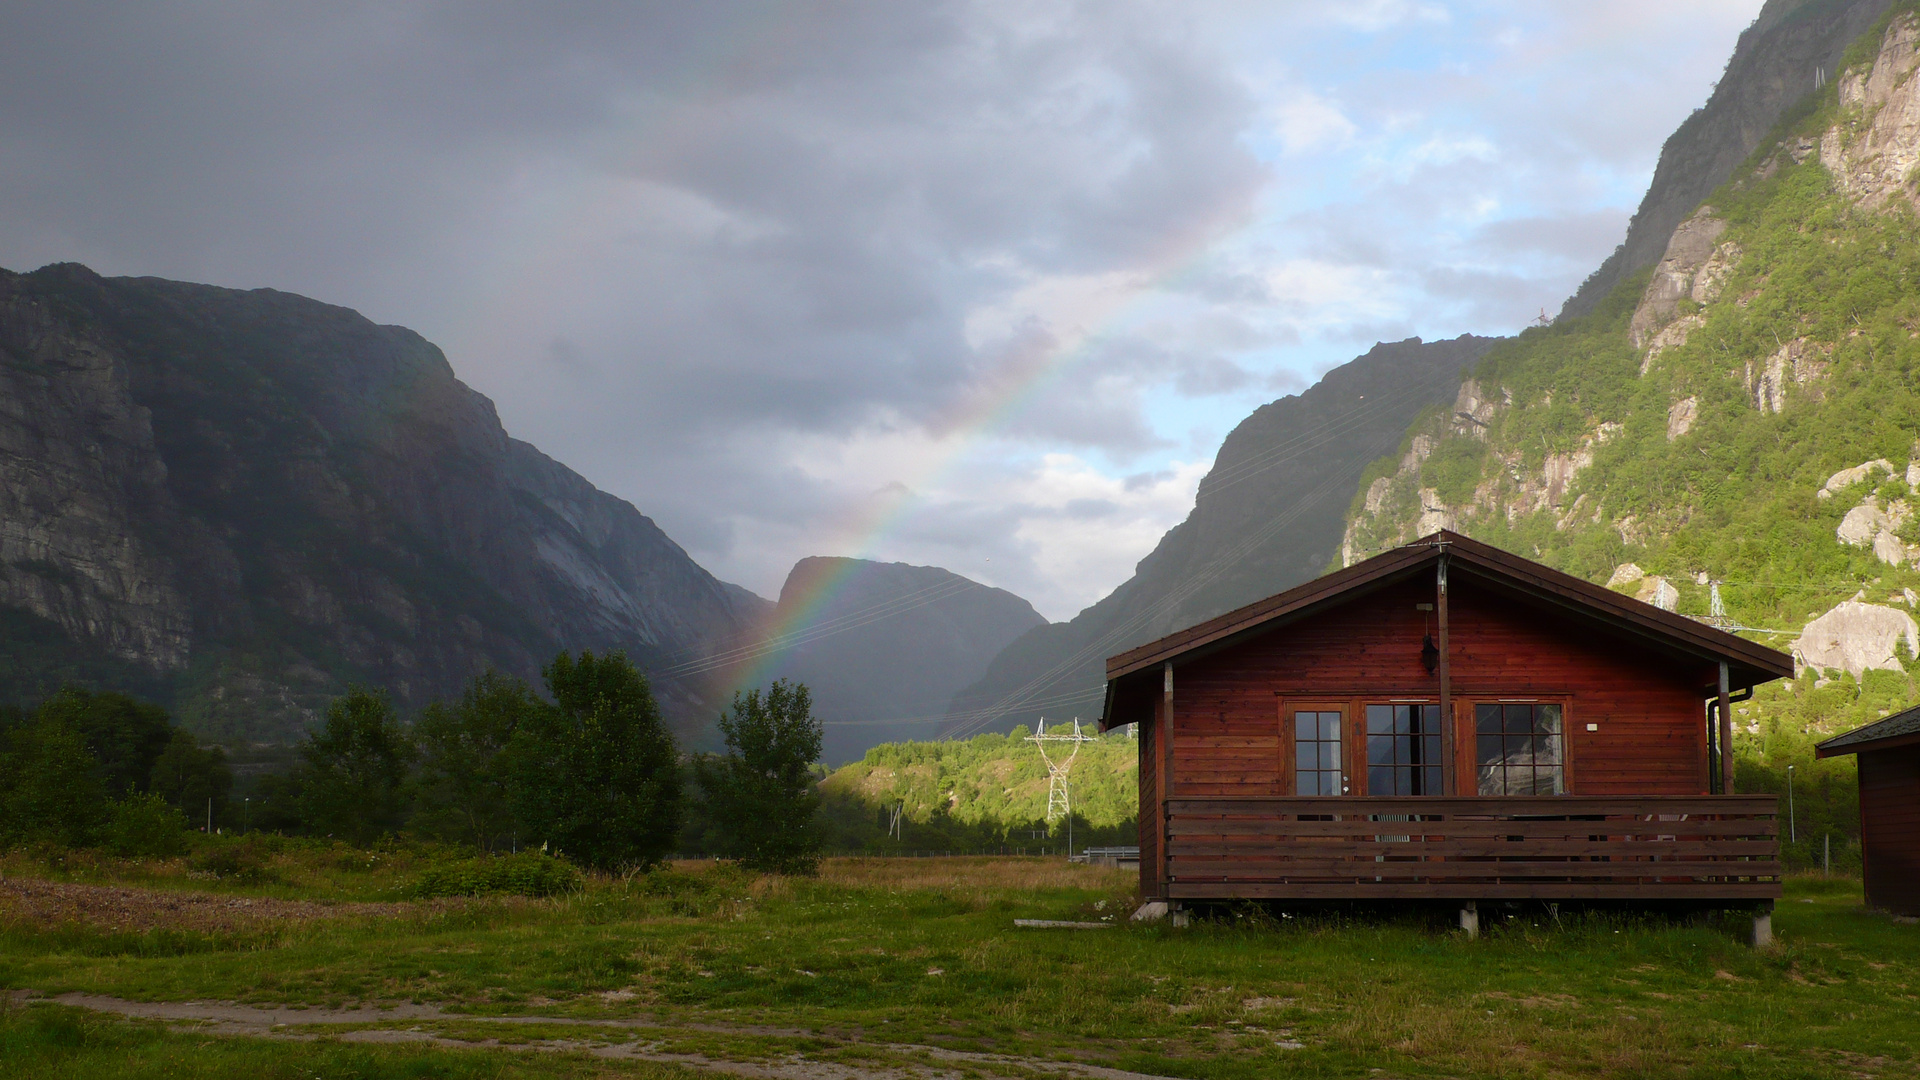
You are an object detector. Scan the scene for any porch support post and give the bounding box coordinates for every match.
[1437,552,1453,795]
[1161,662,1175,900]
[1718,662,1734,795]
[1459,900,1478,940]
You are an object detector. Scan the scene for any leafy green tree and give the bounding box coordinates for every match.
[296,687,415,844]
[508,651,681,871]
[697,680,824,874]
[35,686,172,796]
[411,671,535,851]
[150,728,233,826]
[0,716,108,847]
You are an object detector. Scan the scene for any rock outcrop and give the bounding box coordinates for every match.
[1793,600,1919,678]
[1822,12,1920,208]
[0,263,766,743]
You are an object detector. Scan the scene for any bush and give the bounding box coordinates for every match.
[103,792,190,858]
[188,840,280,884]
[406,852,580,899]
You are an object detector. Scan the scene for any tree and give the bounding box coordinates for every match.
[411,671,534,851]
[508,651,681,871]
[0,715,108,847]
[697,680,824,874]
[297,687,415,844]
[150,728,233,827]
[35,686,172,796]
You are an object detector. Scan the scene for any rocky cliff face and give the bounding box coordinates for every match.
[0,263,764,743]
[751,557,1043,763]
[942,334,1498,738]
[1562,0,1892,320]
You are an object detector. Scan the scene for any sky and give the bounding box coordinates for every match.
[0,1,1765,621]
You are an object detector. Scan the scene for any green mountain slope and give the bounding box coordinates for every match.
[1341,7,1920,862]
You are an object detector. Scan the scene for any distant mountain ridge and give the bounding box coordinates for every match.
[940,334,1498,737]
[752,557,1043,763]
[0,263,764,743]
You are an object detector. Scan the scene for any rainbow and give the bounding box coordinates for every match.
[430,12,1266,721]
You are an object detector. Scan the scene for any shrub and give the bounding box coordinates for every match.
[103,792,190,858]
[406,852,580,899]
[188,840,280,884]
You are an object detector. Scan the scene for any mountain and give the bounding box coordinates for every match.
[1561,0,1892,320]
[1342,4,1920,779]
[745,557,1044,763]
[940,334,1498,738]
[0,263,765,744]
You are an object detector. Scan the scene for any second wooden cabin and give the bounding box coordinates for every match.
[1101,531,1793,916]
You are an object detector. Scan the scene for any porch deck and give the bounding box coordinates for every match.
[1165,795,1781,901]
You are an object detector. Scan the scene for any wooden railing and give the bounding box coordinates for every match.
[1165,796,1781,900]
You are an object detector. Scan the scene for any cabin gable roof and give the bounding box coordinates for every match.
[1101,531,1792,730]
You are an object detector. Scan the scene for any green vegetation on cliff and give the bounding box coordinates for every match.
[1342,10,1920,865]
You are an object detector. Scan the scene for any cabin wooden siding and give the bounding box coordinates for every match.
[1860,744,1920,916]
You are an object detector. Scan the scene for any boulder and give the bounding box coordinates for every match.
[1818,459,1894,499]
[1792,601,1920,679]
[1607,563,1646,588]
[1635,576,1679,612]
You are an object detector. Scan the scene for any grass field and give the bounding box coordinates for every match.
[2,851,1916,1079]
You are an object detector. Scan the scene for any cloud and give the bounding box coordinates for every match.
[0,0,1768,622]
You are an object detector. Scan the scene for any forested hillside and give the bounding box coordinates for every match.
[819,722,1138,852]
[1342,6,1920,862]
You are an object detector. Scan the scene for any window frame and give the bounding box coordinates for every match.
[1467,699,1576,797]
[1280,701,1349,797]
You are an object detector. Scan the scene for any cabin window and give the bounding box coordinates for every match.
[1366,704,1442,795]
[1293,710,1344,795]
[1475,703,1564,795]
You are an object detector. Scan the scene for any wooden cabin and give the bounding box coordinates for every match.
[1100,532,1793,915]
[1816,711,1920,917]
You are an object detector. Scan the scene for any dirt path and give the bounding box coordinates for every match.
[0,877,459,933]
[21,992,1194,1080]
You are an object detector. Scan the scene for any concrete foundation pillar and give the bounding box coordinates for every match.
[1751,904,1773,949]
[1460,901,1479,940]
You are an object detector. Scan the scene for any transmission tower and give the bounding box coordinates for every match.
[1027,718,1096,854]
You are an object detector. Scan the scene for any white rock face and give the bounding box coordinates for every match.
[1821,14,1920,209]
[1635,576,1679,612]
[1818,459,1894,499]
[1667,396,1697,439]
[1363,476,1393,515]
[1836,494,1914,566]
[1629,208,1731,350]
[1793,601,1920,679]
[1451,380,1498,437]
[1607,563,1646,588]
[1415,488,1455,535]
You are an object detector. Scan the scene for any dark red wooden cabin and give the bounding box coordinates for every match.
[1817,711,1920,917]
[1101,532,1793,911]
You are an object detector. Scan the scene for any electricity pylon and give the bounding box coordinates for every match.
[1027,718,1096,854]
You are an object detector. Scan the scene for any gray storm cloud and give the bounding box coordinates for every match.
[0,1,1762,616]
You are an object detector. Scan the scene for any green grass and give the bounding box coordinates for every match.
[2,851,1917,1078]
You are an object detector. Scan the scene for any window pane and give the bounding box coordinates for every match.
[1320,713,1341,740]
[1476,704,1501,733]
[1368,766,1395,795]
[1536,704,1563,733]
[1366,705,1392,734]
[1505,704,1532,733]
[1477,734,1503,765]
